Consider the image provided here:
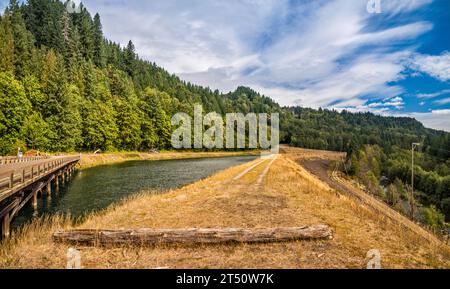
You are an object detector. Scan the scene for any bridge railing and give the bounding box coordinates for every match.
[0,156,50,165]
[0,156,80,195]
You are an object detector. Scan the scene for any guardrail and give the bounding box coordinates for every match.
[0,156,50,165]
[0,157,79,195]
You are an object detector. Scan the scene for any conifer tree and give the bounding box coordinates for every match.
[0,13,15,73]
[93,13,105,68]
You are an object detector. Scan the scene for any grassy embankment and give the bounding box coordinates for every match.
[77,150,261,169]
[1,148,449,268]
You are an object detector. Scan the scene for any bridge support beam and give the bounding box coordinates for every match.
[32,191,38,209]
[47,182,52,199]
[2,213,10,239]
[55,176,59,191]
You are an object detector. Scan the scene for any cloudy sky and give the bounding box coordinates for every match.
[2,0,449,131]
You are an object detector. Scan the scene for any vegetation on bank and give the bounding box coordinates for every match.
[348,145,449,231]
[77,150,261,169]
[0,0,449,223]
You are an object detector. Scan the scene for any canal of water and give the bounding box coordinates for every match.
[12,156,257,230]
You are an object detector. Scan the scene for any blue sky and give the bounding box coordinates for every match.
[2,0,449,131]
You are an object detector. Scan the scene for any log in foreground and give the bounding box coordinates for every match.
[53,225,333,246]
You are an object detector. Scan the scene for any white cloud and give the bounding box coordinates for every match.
[79,0,450,133]
[416,89,450,98]
[332,107,450,132]
[409,110,450,132]
[407,52,450,81]
[434,97,450,105]
[82,0,435,108]
[381,0,433,16]
[83,0,278,74]
[368,96,405,108]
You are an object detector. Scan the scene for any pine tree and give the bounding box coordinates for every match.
[123,40,136,77]
[77,7,94,61]
[0,13,15,73]
[93,13,105,68]
[9,0,34,78]
[52,84,83,151]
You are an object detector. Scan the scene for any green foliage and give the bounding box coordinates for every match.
[0,72,31,155]
[386,184,400,207]
[82,99,118,151]
[350,144,450,221]
[22,111,50,150]
[422,205,446,232]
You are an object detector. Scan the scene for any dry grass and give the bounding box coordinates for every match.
[280,145,345,161]
[1,149,449,269]
[78,151,261,169]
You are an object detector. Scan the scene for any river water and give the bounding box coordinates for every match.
[12,156,257,230]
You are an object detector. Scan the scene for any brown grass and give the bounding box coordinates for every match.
[78,151,261,169]
[1,149,449,269]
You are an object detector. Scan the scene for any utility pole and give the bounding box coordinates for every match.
[411,143,420,220]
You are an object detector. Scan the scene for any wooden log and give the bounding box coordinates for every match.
[53,225,333,246]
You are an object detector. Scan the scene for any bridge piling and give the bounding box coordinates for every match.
[55,175,59,191]
[1,213,10,239]
[47,182,52,197]
[32,192,38,209]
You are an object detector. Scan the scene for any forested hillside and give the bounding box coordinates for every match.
[0,1,449,223]
[281,108,450,225]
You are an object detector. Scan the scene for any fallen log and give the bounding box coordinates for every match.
[53,225,333,246]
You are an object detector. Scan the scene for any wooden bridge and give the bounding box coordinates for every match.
[0,156,80,238]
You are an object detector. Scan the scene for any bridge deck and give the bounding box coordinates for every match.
[0,156,80,202]
[0,156,65,179]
